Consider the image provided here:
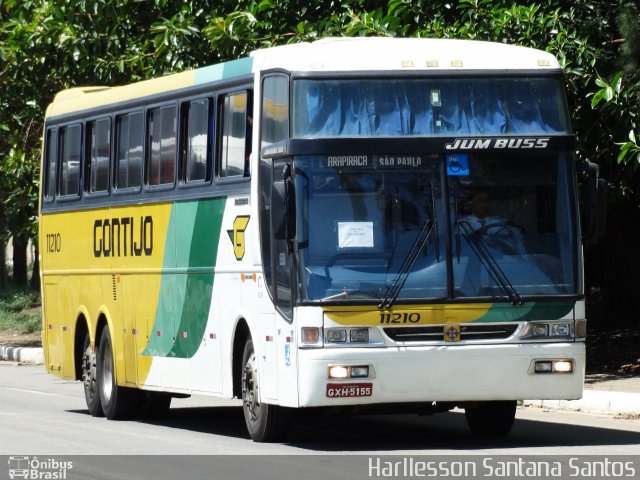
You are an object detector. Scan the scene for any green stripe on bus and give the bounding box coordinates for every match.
[169,198,225,358]
[143,198,226,358]
[473,301,574,323]
[194,57,253,85]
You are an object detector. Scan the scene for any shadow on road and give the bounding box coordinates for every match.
[67,405,640,451]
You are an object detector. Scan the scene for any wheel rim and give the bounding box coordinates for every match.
[100,339,113,404]
[82,342,98,401]
[242,349,261,423]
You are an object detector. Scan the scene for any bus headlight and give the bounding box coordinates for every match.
[326,329,347,343]
[350,329,369,343]
[328,364,370,379]
[325,327,370,344]
[534,359,573,373]
[520,321,573,339]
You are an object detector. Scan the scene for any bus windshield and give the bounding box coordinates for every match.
[294,152,579,303]
[292,77,571,137]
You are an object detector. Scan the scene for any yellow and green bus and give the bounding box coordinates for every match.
[41,38,591,441]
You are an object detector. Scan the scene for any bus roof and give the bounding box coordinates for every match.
[45,38,561,119]
[254,37,561,73]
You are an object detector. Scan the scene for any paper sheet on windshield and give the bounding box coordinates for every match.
[338,222,374,248]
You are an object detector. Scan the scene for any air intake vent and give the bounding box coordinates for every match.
[383,324,518,342]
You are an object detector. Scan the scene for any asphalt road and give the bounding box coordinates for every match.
[2,363,639,456]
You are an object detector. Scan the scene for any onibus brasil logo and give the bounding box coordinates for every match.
[8,456,73,480]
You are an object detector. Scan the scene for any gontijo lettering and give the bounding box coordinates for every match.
[93,216,153,257]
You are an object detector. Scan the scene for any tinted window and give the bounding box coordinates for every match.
[220,91,252,178]
[261,76,289,148]
[148,106,177,186]
[59,124,82,197]
[87,118,111,193]
[116,112,143,189]
[44,129,58,200]
[182,98,211,183]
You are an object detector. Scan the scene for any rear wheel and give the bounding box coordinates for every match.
[241,338,291,442]
[81,332,103,417]
[465,400,517,437]
[97,327,141,420]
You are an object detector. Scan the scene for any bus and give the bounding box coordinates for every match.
[40,37,593,442]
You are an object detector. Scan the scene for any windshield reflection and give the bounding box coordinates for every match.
[295,156,445,302]
[294,152,579,304]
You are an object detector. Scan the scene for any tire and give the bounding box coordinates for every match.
[97,327,142,420]
[241,338,291,442]
[81,331,104,417]
[465,400,517,437]
[142,392,172,419]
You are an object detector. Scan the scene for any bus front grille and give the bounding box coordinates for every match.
[383,324,518,342]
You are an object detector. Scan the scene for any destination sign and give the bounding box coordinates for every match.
[322,154,429,169]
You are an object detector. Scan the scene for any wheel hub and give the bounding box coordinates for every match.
[242,352,261,422]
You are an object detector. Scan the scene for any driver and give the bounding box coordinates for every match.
[462,191,525,254]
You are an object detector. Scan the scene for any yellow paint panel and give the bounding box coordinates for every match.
[45,70,197,118]
[323,303,493,326]
[40,203,173,385]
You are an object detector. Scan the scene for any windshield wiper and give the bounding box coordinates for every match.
[457,221,523,305]
[379,219,435,309]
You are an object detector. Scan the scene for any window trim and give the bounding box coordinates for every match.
[56,123,83,201]
[216,88,253,184]
[146,103,178,191]
[43,127,58,203]
[85,116,112,197]
[113,110,144,194]
[179,97,214,188]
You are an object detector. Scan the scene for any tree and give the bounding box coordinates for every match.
[1,0,639,324]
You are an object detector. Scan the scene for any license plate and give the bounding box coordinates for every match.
[326,383,373,398]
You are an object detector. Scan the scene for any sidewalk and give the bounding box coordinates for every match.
[525,375,640,417]
[1,343,638,417]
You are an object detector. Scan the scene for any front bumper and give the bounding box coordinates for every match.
[297,342,584,407]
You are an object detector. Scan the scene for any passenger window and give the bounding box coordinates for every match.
[148,105,177,186]
[181,98,211,183]
[58,124,82,197]
[44,129,58,200]
[87,118,111,193]
[115,112,143,190]
[219,90,252,178]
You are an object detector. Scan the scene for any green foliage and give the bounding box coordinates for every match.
[0,287,41,334]
[1,0,640,263]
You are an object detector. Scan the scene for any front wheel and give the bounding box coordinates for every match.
[97,327,141,420]
[465,400,517,437]
[241,338,291,442]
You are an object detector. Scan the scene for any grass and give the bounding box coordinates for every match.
[0,287,42,334]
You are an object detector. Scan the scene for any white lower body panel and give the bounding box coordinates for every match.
[297,342,584,407]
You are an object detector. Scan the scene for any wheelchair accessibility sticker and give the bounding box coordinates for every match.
[446,154,469,176]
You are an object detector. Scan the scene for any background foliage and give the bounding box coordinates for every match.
[0,0,638,324]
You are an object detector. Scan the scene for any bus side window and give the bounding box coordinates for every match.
[44,128,58,201]
[115,112,144,190]
[147,105,177,187]
[86,118,111,193]
[58,124,82,198]
[180,98,212,183]
[219,90,253,179]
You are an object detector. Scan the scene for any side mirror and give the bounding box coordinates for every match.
[584,162,607,245]
[271,165,296,240]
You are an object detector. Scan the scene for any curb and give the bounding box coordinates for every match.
[0,345,44,364]
[525,390,640,416]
